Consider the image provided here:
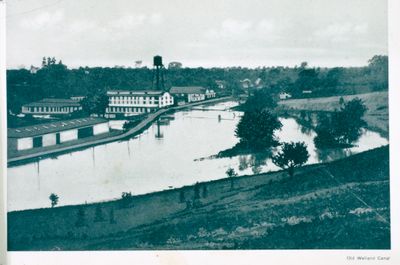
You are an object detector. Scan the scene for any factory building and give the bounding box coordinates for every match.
[105,90,174,118]
[8,117,110,152]
[170,86,216,104]
[21,98,82,117]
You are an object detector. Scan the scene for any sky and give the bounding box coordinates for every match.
[6,0,388,69]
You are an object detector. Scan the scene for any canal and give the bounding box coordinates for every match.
[7,101,388,211]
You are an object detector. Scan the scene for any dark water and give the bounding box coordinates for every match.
[8,101,388,211]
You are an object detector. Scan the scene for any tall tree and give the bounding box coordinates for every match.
[314,98,367,147]
[235,110,282,150]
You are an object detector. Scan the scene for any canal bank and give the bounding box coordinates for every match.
[7,96,234,165]
[8,146,390,250]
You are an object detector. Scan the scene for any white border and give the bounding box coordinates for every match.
[388,0,400,262]
[2,0,400,264]
[0,1,7,265]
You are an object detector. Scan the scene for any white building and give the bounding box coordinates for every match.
[105,90,174,118]
[8,117,110,152]
[170,86,216,104]
[215,80,226,90]
[21,98,82,116]
[30,65,40,74]
[279,92,292,100]
[302,90,313,94]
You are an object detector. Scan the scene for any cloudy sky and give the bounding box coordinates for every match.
[6,0,387,69]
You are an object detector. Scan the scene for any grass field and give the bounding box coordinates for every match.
[8,145,390,250]
[277,91,388,136]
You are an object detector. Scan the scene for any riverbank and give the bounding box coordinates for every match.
[7,96,234,166]
[8,145,390,250]
[277,91,388,137]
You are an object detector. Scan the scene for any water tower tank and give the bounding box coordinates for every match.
[153,55,163,66]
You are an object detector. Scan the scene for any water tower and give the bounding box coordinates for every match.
[153,55,165,91]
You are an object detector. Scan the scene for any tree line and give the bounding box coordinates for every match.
[7,55,387,116]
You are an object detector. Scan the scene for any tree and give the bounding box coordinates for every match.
[300,61,308,69]
[94,205,105,222]
[109,208,116,224]
[242,89,277,111]
[49,193,59,208]
[194,182,200,200]
[324,67,343,92]
[179,190,185,203]
[339,96,344,106]
[202,185,208,198]
[332,98,367,144]
[75,207,86,227]
[368,55,388,90]
[314,98,367,147]
[121,192,133,208]
[368,55,388,72]
[226,167,238,189]
[272,142,309,177]
[81,93,109,116]
[293,68,320,96]
[235,110,282,150]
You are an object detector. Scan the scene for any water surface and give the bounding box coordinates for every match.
[8,101,388,211]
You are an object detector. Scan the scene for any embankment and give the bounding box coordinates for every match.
[8,145,390,250]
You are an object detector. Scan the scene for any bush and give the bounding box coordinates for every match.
[272,142,310,177]
[121,192,134,208]
[49,193,59,208]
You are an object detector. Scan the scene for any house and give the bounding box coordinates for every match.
[168,62,183,69]
[302,90,313,94]
[279,92,292,100]
[21,98,82,117]
[254,78,263,89]
[169,86,216,104]
[215,80,226,90]
[70,96,86,102]
[29,65,40,74]
[206,89,216,99]
[105,90,174,118]
[240,79,253,89]
[8,117,110,152]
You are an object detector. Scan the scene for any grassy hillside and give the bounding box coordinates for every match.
[8,145,390,250]
[277,91,388,136]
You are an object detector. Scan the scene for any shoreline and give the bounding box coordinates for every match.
[8,145,390,250]
[8,144,389,214]
[7,96,234,166]
[276,91,388,138]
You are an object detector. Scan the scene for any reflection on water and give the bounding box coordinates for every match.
[7,101,388,211]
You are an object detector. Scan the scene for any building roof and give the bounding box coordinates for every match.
[8,117,108,138]
[170,86,206,94]
[23,98,81,108]
[107,90,166,96]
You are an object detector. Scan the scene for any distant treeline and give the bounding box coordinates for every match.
[7,55,387,114]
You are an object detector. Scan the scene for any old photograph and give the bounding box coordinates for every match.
[4,0,390,252]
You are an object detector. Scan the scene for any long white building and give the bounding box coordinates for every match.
[21,98,82,116]
[8,117,110,152]
[105,90,174,118]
